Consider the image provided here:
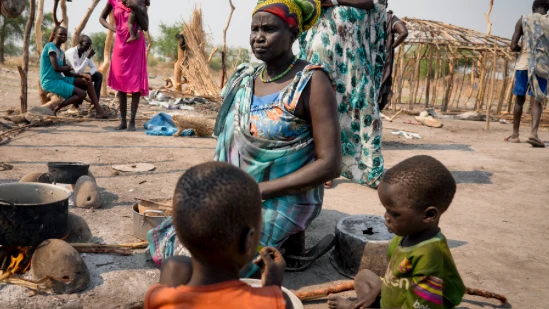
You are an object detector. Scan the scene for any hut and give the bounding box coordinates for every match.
[392,17,516,115]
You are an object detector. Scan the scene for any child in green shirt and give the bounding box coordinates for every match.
[329,155,466,309]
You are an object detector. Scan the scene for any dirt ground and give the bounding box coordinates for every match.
[1,62,549,309]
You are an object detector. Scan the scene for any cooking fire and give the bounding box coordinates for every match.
[0,246,34,280]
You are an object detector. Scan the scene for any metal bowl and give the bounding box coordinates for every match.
[47,162,90,184]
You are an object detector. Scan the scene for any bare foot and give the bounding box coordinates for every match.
[128,122,136,132]
[126,36,137,43]
[328,296,353,309]
[95,112,109,119]
[115,122,127,130]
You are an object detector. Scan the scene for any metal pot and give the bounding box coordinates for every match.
[47,162,90,184]
[0,183,71,246]
[132,203,168,241]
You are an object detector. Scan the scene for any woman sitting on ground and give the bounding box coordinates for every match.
[214,0,342,275]
[148,0,341,275]
[40,26,108,118]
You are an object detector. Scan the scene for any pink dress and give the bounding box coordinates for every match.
[107,0,149,96]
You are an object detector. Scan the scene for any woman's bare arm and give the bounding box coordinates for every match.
[99,4,116,32]
[48,52,72,73]
[259,71,342,199]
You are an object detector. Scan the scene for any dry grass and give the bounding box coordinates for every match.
[180,6,220,98]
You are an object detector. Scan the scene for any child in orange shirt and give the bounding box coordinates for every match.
[144,162,292,309]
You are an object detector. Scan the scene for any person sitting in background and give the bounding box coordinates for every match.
[65,35,103,102]
[328,156,465,309]
[144,162,292,309]
[40,26,108,118]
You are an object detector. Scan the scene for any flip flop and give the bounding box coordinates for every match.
[527,137,546,148]
[504,135,520,143]
[284,234,335,272]
[325,181,333,189]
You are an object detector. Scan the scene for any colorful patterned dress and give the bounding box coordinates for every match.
[215,64,331,250]
[299,2,387,187]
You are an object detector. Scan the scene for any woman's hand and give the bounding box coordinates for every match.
[81,74,92,82]
[254,247,286,287]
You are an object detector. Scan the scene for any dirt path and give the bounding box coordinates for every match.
[1,64,548,308]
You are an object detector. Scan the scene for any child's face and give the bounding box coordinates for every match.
[378,181,427,237]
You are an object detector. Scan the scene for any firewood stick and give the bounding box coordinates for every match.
[295,282,508,304]
[295,282,355,301]
[466,287,508,305]
[71,242,148,250]
[74,248,133,255]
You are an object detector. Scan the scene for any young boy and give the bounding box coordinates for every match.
[329,155,466,309]
[123,0,150,43]
[144,162,292,309]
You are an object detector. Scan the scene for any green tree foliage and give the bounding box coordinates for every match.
[89,32,107,63]
[154,21,183,61]
[0,13,26,63]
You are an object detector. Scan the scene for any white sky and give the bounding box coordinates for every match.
[45,0,532,49]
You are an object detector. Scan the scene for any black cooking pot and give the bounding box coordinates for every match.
[0,183,71,246]
[47,162,90,184]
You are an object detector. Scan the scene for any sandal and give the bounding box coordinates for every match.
[504,135,520,143]
[284,234,335,272]
[527,137,546,148]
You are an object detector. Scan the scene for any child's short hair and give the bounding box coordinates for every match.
[533,0,549,11]
[173,162,262,256]
[381,155,456,213]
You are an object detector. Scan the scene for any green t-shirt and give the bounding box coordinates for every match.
[380,232,466,309]
[40,42,65,86]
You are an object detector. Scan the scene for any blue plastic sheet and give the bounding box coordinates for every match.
[144,113,195,137]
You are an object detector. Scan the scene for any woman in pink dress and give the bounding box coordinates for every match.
[99,0,149,131]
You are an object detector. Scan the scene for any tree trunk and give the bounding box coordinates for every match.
[174,42,185,92]
[220,0,235,89]
[486,0,494,35]
[485,45,498,130]
[0,20,6,64]
[34,0,44,58]
[60,0,68,50]
[394,46,406,108]
[98,13,114,97]
[19,0,36,114]
[71,0,100,47]
[475,53,488,111]
[431,50,442,107]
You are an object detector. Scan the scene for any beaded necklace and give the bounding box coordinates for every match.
[260,56,298,83]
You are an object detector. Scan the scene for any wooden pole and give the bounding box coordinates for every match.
[442,58,455,112]
[34,0,44,58]
[220,0,235,89]
[454,65,467,109]
[174,31,186,92]
[476,53,488,111]
[496,58,509,114]
[71,0,100,47]
[482,57,496,110]
[391,47,402,111]
[425,47,434,108]
[485,45,498,130]
[465,61,477,108]
[98,13,114,97]
[60,0,68,50]
[431,48,441,107]
[18,0,36,114]
[409,44,423,110]
[485,0,495,35]
[394,46,406,109]
[412,47,426,107]
[145,31,152,58]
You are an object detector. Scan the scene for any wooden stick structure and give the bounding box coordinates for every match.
[485,42,498,130]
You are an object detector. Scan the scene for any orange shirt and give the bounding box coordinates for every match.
[144,280,286,309]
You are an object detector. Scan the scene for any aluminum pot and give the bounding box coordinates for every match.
[47,162,90,184]
[0,183,71,246]
[132,203,168,241]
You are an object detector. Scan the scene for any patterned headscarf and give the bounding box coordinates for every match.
[253,0,321,34]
